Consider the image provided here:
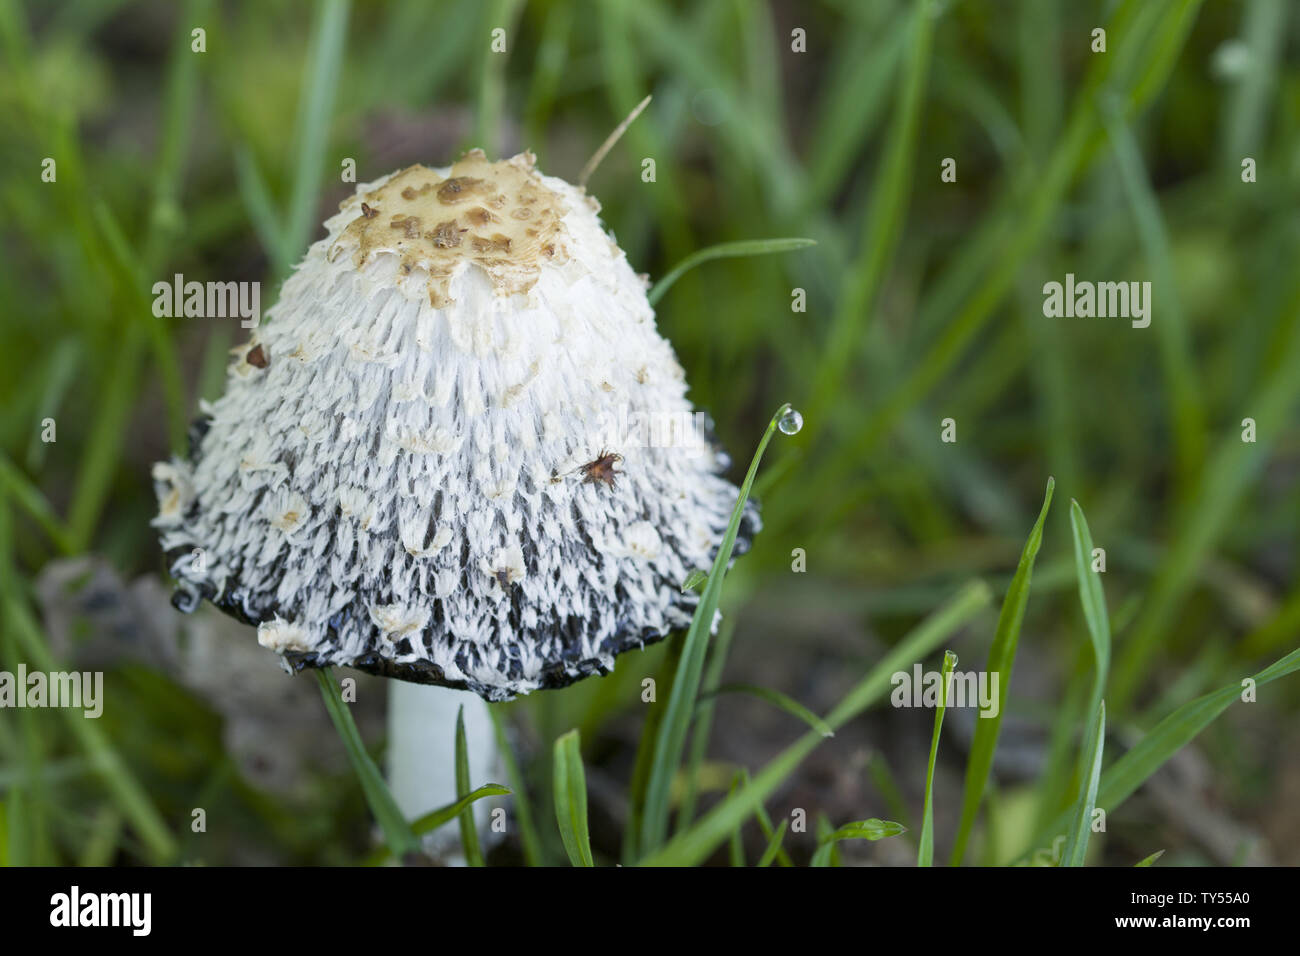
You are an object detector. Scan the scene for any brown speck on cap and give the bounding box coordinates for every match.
[390,215,423,239]
[471,234,512,254]
[360,202,378,219]
[246,344,268,369]
[437,176,485,204]
[428,220,464,249]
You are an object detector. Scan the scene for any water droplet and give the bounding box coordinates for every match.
[778,408,803,435]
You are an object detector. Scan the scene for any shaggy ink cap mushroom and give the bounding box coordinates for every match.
[153,149,759,701]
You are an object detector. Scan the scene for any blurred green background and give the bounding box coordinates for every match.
[1,0,1298,866]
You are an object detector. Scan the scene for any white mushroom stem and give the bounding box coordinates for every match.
[387,682,499,860]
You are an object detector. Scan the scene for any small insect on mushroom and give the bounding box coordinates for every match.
[360,201,378,219]
[580,450,623,490]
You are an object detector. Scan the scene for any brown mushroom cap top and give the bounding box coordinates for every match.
[331,149,571,309]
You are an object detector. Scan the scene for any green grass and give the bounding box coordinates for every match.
[315,669,418,860]
[1,0,1297,867]
[950,477,1054,865]
[917,649,956,867]
[637,402,794,857]
[1060,699,1106,867]
[552,729,593,867]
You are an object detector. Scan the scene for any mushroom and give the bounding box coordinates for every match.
[152,149,758,843]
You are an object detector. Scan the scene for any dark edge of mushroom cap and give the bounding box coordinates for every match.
[165,412,761,700]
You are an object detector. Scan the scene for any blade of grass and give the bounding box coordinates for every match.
[641,578,991,866]
[0,453,74,554]
[1068,498,1112,833]
[0,554,177,861]
[420,783,510,838]
[79,807,124,868]
[788,0,1205,526]
[869,752,914,833]
[1221,0,1286,164]
[283,0,350,267]
[703,684,834,739]
[65,328,145,550]
[359,0,475,106]
[1,795,19,866]
[821,819,907,845]
[803,0,933,429]
[233,146,291,275]
[362,784,510,865]
[579,93,652,187]
[455,705,485,866]
[487,705,544,866]
[22,338,80,470]
[358,0,470,105]
[1017,647,1300,864]
[727,771,745,866]
[918,649,957,866]
[1031,647,1089,834]
[617,0,804,215]
[811,814,839,867]
[622,630,684,864]
[92,200,187,452]
[950,477,1055,866]
[639,402,794,854]
[1110,282,1300,711]
[648,239,815,306]
[1060,700,1106,866]
[1102,105,1204,492]
[802,3,910,213]
[1242,586,1300,657]
[472,0,524,157]
[595,0,695,271]
[0,605,52,864]
[314,668,418,860]
[523,0,575,153]
[1071,500,1112,719]
[677,617,735,830]
[1135,849,1165,867]
[553,729,594,866]
[729,766,794,867]
[140,0,208,271]
[756,819,789,867]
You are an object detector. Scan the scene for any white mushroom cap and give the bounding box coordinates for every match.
[153,149,758,700]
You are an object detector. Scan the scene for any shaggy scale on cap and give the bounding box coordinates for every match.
[153,149,757,701]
